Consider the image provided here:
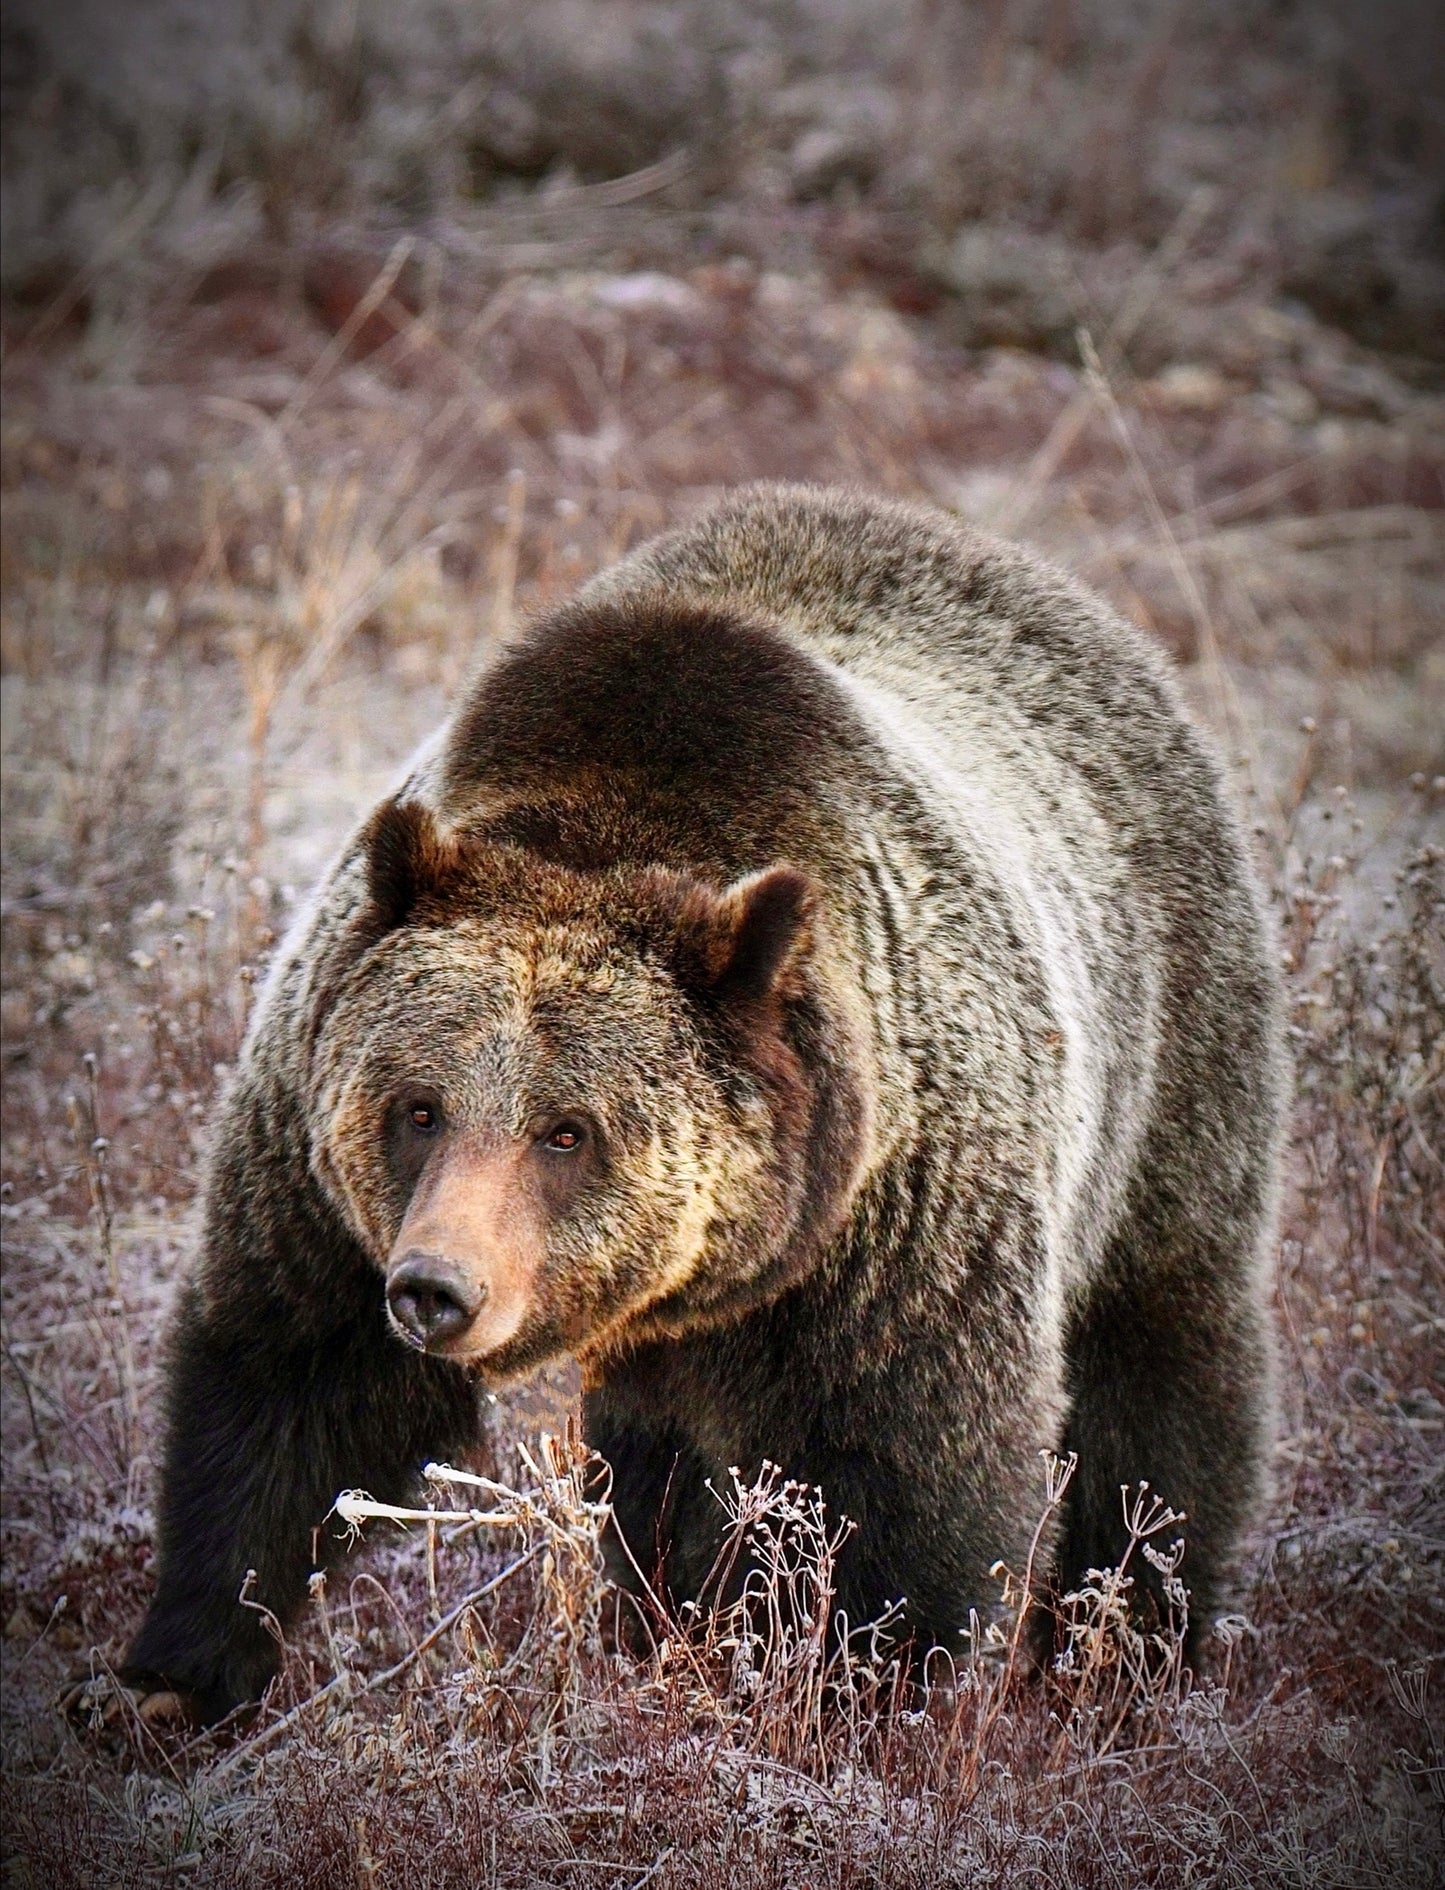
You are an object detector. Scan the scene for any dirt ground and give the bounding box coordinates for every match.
[2,4,1443,1886]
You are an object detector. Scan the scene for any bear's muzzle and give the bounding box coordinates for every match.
[385,1132,542,1358]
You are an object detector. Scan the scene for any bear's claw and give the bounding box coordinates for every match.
[60,1670,199,1739]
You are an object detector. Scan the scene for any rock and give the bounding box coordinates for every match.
[591,273,702,317]
[1141,362,1234,414]
[1259,377,1319,426]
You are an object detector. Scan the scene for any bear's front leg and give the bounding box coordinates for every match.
[120,1276,477,1724]
[583,1383,725,1616]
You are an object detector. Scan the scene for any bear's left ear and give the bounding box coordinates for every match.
[306,798,467,1053]
[359,794,464,936]
[680,865,817,1004]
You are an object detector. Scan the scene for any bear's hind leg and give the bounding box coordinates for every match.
[1054,1226,1274,1666]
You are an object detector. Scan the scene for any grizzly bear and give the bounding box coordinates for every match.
[119,485,1286,1723]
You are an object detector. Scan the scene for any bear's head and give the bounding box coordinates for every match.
[306,797,871,1377]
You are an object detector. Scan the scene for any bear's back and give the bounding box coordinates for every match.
[585,484,1196,842]
[564,485,1285,1280]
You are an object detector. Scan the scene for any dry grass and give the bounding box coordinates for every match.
[3,3,1444,1885]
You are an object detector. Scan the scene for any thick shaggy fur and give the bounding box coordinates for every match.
[126,486,1287,1718]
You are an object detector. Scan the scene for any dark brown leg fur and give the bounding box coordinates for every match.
[1054,1229,1272,1667]
[583,1390,726,1610]
[125,1278,478,1722]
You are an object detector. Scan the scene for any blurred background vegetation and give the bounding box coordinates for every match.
[4,0,1444,362]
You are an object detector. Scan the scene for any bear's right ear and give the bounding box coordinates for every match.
[359,795,461,936]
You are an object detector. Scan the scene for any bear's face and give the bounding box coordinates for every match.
[307,800,867,1377]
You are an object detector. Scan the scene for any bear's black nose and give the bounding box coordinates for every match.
[386,1254,484,1351]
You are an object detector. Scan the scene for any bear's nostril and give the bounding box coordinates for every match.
[386,1256,484,1351]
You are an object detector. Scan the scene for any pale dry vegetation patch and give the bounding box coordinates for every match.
[3,2,1443,1884]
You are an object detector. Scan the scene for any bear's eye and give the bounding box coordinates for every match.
[407,1103,440,1133]
[542,1120,586,1154]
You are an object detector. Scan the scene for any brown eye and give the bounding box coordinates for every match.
[408,1103,439,1133]
[543,1121,585,1153]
